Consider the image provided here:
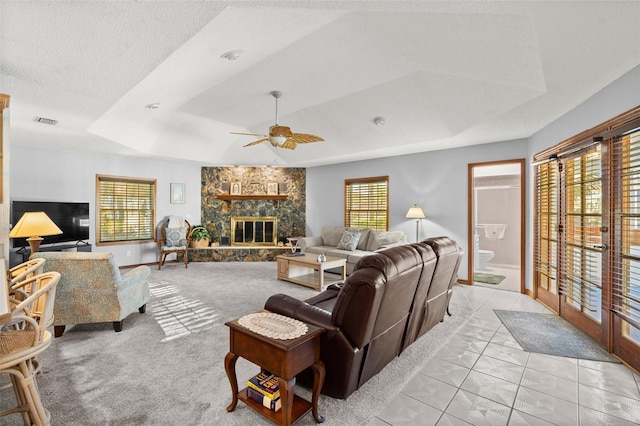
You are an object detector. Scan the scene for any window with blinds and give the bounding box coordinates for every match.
[344,176,389,230]
[96,175,156,245]
[610,125,640,342]
[535,161,559,294]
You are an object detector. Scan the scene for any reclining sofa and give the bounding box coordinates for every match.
[265,236,462,399]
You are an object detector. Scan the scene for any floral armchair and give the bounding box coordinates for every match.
[32,252,150,337]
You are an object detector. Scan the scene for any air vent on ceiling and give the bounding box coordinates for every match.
[34,116,58,125]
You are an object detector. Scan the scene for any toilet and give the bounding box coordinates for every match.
[474,232,495,271]
[477,249,495,271]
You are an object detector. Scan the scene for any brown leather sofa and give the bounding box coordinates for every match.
[264,236,462,399]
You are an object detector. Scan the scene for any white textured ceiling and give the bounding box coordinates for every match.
[1,1,639,167]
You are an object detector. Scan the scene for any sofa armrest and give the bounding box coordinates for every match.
[297,236,324,252]
[119,265,151,290]
[265,294,336,331]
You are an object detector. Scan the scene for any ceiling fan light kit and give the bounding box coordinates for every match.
[231,91,324,150]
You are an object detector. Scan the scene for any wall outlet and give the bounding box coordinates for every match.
[126,250,132,257]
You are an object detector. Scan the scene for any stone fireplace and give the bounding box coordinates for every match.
[231,216,278,246]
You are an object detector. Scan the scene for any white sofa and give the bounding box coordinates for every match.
[297,225,408,275]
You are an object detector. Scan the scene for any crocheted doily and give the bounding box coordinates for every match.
[238,312,308,340]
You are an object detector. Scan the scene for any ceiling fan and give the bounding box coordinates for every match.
[231,91,324,150]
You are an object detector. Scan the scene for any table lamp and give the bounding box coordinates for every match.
[9,211,63,255]
[406,204,425,242]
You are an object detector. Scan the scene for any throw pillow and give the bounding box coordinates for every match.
[321,226,346,247]
[336,230,361,251]
[165,226,188,247]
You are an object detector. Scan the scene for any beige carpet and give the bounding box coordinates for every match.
[0,261,472,425]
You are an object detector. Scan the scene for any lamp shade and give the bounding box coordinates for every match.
[406,204,425,219]
[10,211,63,238]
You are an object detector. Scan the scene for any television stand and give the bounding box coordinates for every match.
[16,241,92,263]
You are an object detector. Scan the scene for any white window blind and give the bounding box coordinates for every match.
[97,175,156,244]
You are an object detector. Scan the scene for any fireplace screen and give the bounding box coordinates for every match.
[231,216,277,246]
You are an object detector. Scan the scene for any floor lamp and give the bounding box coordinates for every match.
[9,211,63,256]
[406,204,425,243]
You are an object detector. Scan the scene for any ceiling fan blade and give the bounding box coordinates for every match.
[289,133,324,144]
[243,138,269,147]
[231,132,268,137]
[281,140,297,150]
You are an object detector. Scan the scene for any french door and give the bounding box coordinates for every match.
[560,146,607,343]
[610,127,640,368]
[534,107,640,371]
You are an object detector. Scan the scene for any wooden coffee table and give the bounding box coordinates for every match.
[225,314,325,425]
[277,253,346,291]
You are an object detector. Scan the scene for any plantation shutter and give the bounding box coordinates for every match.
[97,175,156,244]
[610,124,640,331]
[345,176,389,230]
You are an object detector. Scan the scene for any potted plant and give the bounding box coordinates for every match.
[189,225,211,248]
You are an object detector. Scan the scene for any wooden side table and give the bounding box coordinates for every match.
[225,314,325,425]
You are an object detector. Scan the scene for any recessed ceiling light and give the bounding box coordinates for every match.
[221,49,243,61]
[373,117,386,126]
[145,103,160,110]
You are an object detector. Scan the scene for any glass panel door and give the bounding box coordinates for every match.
[611,128,640,369]
[560,147,606,343]
[535,161,559,311]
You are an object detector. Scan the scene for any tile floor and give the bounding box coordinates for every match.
[369,285,640,425]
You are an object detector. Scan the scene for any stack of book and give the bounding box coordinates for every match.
[246,370,281,412]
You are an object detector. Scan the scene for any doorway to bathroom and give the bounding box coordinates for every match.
[468,159,525,292]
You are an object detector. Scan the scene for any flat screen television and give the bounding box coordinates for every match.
[11,201,90,248]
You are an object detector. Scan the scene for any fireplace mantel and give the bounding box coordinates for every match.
[215,194,287,207]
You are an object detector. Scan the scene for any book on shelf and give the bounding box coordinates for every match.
[247,370,280,400]
[246,387,281,412]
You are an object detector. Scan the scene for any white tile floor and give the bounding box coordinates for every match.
[369,285,640,426]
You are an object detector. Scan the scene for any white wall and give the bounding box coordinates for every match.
[306,139,529,281]
[10,145,202,267]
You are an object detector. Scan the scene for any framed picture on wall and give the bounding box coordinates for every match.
[267,182,278,195]
[170,183,185,204]
[230,182,242,195]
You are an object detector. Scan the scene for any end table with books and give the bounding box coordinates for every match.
[224,311,325,425]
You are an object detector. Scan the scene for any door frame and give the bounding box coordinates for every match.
[466,159,526,294]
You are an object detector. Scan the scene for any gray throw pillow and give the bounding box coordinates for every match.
[165,226,188,247]
[337,230,361,251]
